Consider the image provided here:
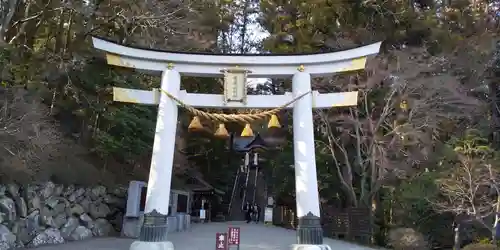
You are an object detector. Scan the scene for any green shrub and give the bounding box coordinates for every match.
[388,227,429,250]
[462,243,497,250]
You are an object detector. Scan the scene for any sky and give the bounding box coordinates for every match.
[236,6,271,87]
[247,24,270,87]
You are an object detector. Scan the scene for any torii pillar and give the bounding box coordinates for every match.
[92,36,381,250]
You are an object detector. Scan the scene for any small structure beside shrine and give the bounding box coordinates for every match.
[121,175,220,238]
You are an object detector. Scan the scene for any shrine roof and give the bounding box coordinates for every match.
[173,172,225,195]
[232,134,268,152]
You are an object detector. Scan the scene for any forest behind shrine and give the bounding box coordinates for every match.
[2,0,500,249]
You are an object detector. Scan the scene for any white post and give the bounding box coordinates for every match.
[292,71,321,218]
[291,71,329,249]
[144,69,181,215]
[130,69,179,250]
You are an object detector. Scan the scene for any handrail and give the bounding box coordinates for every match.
[241,164,250,210]
[227,167,240,217]
[252,168,258,204]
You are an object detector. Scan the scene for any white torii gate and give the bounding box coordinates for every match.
[92,37,381,250]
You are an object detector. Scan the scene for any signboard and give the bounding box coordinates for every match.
[125,181,146,217]
[264,207,273,223]
[215,232,228,250]
[228,227,240,245]
[267,197,274,206]
[200,209,206,219]
[223,68,248,104]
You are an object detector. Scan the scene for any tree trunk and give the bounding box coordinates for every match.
[492,196,500,245]
[454,223,461,250]
[54,9,66,54]
[63,10,74,55]
[0,0,19,43]
[372,192,386,245]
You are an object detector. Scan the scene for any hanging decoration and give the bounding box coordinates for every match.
[188,116,203,132]
[241,124,254,137]
[157,64,311,138]
[268,114,281,129]
[214,123,229,139]
[158,88,309,138]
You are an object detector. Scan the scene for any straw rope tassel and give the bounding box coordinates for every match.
[188,116,203,131]
[214,123,229,138]
[241,124,254,137]
[158,89,311,124]
[268,114,281,128]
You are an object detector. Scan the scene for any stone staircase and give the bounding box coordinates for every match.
[222,165,268,222]
[254,169,267,222]
[219,167,244,221]
[227,171,246,221]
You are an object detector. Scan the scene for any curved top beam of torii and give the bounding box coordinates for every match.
[91,36,382,78]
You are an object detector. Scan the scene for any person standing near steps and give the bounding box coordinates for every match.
[256,203,261,223]
[253,203,261,223]
[244,202,252,223]
[239,186,245,199]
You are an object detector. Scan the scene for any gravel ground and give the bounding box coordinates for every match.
[24,221,377,250]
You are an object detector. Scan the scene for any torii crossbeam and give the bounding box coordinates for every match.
[92,36,381,250]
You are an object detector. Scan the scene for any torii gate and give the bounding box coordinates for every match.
[92,36,381,250]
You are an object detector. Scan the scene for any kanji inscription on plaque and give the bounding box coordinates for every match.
[215,232,228,250]
[228,227,240,245]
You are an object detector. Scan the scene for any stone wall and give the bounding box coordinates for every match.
[0,182,126,249]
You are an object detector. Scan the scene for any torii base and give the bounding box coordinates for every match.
[130,210,174,250]
[130,241,174,250]
[291,213,329,250]
[290,244,332,250]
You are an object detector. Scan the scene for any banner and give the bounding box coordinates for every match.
[264,207,272,223]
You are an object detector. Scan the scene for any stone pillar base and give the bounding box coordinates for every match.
[290,244,331,250]
[296,212,323,244]
[130,241,174,250]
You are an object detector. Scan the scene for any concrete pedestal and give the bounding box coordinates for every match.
[130,241,174,250]
[167,216,178,233]
[290,244,332,250]
[122,216,142,238]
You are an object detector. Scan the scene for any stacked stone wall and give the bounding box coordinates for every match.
[0,182,126,249]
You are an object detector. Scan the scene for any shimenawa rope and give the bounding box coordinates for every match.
[159,89,311,124]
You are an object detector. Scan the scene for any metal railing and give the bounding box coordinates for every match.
[227,167,241,216]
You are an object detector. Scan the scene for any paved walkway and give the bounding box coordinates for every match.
[26,221,377,250]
